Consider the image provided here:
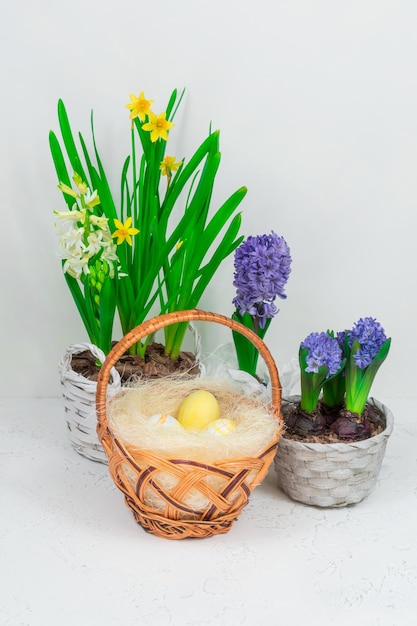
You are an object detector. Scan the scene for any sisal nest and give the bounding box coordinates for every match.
[107,376,280,514]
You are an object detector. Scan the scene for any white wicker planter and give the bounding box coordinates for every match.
[274,397,393,507]
[59,343,121,463]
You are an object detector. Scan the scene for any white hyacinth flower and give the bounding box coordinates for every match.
[54,208,84,223]
[90,214,109,230]
[63,253,90,279]
[86,231,105,256]
[59,227,86,258]
[83,188,100,209]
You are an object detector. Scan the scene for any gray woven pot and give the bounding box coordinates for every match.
[274,397,393,507]
[59,343,121,463]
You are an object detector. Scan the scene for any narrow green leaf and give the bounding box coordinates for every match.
[346,338,391,413]
[231,311,259,377]
[49,131,71,185]
[194,186,247,266]
[165,88,178,119]
[160,132,217,221]
[49,132,74,210]
[78,131,98,191]
[120,155,131,223]
[90,112,118,221]
[57,99,87,182]
[187,213,243,307]
[62,271,95,343]
[133,117,152,161]
[99,276,116,355]
[83,276,101,346]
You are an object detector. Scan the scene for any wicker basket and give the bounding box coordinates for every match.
[59,343,121,463]
[96,309,282,539]
[274,397,393,508]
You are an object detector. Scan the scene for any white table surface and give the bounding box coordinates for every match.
[1,397,416,626]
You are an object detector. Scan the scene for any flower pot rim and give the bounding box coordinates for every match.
[59,342,122,389]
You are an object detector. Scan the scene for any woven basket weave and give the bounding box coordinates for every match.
[96,309,282,540]
[274,397,393,508]
[59,343,121,463]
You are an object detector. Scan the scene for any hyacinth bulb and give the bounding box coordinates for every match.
[330,416,371,441]
[285,408,326,437]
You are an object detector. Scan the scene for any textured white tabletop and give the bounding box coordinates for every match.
[1,397,416,626]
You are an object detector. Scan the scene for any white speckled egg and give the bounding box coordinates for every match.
[205,418,237,436]
[148,413,183,429]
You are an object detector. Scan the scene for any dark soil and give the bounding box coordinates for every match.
[71,342,200,384]
[282,400,386,444]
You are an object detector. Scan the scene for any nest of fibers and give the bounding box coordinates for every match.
[104,375,282,538]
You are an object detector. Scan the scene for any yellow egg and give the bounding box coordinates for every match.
[148,413,183,430]
[205,418,237,436]
[177,390,220,430]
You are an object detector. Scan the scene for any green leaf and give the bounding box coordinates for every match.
[197,187,247,258]
[189,212,243,307]
[298,345,343,413]
[322,372,346,408]
[231,311,259,377]
[166,88,179,120]
[345,338,391,413]
[99,276,116,355]
[62,270,95,343]
[133,117,152,161]
[57,99,87,182]
[116,276,136,335]
[160,132,218,222]
[49,131,71,185]
[120,155,131,223]
[90,111,118,221]
[345,338,363,410]
[168,187,244,313]
[83,276,100,347]
[78,131,98,192]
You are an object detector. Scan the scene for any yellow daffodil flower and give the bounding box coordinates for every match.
[112,217,139,246]
[142,112,174,142]
[160,156,182,177]
[125,91,154,121]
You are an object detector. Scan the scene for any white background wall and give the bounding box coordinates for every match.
[1,0,416,398]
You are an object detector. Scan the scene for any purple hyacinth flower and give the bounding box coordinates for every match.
[348,317,387,369]
[233,231,291,329]
[301,332,343,378]
[336,330,347,351]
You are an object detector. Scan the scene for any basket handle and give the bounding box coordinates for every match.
[96,309,282,430]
